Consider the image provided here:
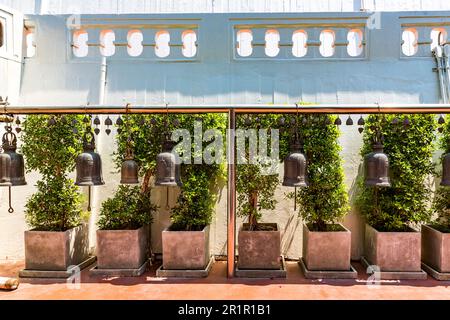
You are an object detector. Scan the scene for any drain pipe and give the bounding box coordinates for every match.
[443,44,450,103]
[88,57,108,255]
[433,47,448,104]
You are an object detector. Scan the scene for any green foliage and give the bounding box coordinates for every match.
[236,114,281,230]
[356,114,436,231]
[98,185,156,230]
[22,115,85,177]
[115,114,227,231]
[25,176,85,231]
[236,113,348,232]
[432,114,450,230]
[292,115,349,231]
[22,115,88,231]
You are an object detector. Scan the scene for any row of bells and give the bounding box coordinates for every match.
[3,128,450,194]
[75,132,182,187]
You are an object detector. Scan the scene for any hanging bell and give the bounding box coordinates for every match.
[2,129,26,186]
[75,131,105,186]
[155,137,182,187]
[0,147,11,186]
[364,141,391,187]
[120,148,139,184]
[440,153,450,186]
[282,140,308,188]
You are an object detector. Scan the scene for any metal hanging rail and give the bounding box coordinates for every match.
[3,103,450,114]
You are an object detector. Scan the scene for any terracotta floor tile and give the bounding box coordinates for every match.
[0,261,449,300]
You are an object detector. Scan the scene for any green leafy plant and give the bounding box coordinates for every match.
[288,114,349,232]
[22,115,87,231]
[115,114,227,231]
[236,112,348,232]
[98,185,156,230]
[236,114,281,231]
[356,114,436,232]
[432,115,450,232]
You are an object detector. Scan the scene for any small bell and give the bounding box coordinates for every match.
[2,128,26,186]
[282,139,308,188]
[120,146,139,185]
[364,141,391,187]
[155,136,182,187]
[75,131,105,186]
[440,153,450,186]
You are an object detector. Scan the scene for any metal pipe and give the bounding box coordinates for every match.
[434,47,448,104]
[99,57,107,105]
[5,103,450,114]
[443,44,450,103]
[227,109,236,278]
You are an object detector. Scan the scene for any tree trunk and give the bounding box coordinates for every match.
[248,191,258,231]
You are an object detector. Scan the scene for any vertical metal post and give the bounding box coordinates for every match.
[227,109,236,278]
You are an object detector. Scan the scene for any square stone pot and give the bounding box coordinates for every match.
[364,224,421,272]
[25,224,89,271]
[303,223,351,271]
[96,225,148,269]
[238,223,280,270]
[422,224,450,273]
[162,225,210,270]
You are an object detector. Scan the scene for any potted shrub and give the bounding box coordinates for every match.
[95,185,156,274]
[285,114,350,274]
[20,115,91,275]
[356,114,435,276]
[236,115,281,270]
[115,114,227,273]
[426,117,450,278]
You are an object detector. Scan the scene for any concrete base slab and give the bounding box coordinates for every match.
[298,257,357,279]
[235,256,287,278]
[361,256,427,280]
[421,262,450,281]
[156,257,214,278]
[19,256,96,279]
[89,260,149,277]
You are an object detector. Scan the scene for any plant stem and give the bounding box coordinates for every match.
[248,191,258,231]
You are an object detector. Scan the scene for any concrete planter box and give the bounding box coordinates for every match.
[162,225,210,270]
[24,224,89,271]
[364,224,421,272]
[421,224,450,273]
[96,225,148,270]
[238,223,280,270]
[303,223,351,271]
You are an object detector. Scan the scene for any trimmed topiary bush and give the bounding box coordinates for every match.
[98,185,156,230]
[356,114,436,232]
[285,114,349,232]
[22,115,87,231]
[115,114,227,231]
[432,114,450,232]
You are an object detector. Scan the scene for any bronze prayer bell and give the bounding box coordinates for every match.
[282,140,308,188]
[155,138,182,187]
[75,131,105,186]
[364,141,391,187]
[0,127,26,186]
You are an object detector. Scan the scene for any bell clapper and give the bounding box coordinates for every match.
[87,186,92,212]
[8,186,13,213]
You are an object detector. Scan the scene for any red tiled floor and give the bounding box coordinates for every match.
[0,260,449,300]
